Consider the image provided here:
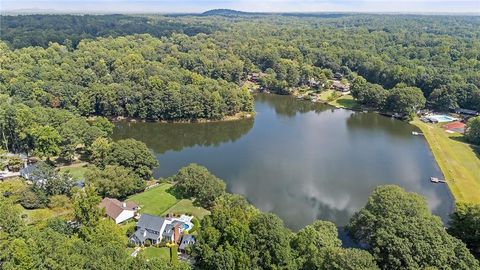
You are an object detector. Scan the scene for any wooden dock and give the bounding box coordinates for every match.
[430,177,447,183]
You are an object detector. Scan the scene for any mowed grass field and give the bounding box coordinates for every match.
[328,94,359,110]
[127,183,210,218]
[412,119,480,204]
[127,183,179,216]
[59,165,90,180]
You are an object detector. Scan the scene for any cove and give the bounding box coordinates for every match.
[112,94,453,231]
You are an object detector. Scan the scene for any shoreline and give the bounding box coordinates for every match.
[108,111,255,124]
[411,119,480,204]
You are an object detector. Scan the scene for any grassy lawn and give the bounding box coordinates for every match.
[328,94,359,110]
[21,206,73,225]
[59,165,90,180]
[127,183,179,216]
[318,89,339,101]
[412,119,480,204]
[142,247,171,261]
[163,199,210,219]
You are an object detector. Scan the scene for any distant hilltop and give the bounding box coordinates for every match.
[201,9,261,16]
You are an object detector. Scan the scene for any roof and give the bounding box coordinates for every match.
[163,221,185,238]
[179,235,196,250]
[136,214,165,231]
[332,81,348,88]
[132,228,159,243]
[456,108,478,115]
[99,198,138,219]
[20,164,37,178]
[442,121,466,133]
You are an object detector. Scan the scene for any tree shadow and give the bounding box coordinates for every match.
[449,136,480,159]
[166,184,189,201]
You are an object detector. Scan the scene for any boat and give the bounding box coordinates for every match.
[412,131,424,136]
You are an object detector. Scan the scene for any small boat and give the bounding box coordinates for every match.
[412,131,424,136]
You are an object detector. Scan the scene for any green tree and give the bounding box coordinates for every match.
[428,85,458,111]
[347,185,478,270]
[89,137,111,167]
[0,197,24,235]
[448,203,480,259]
[249,213,295,270]
[172,164,226,209]
[292,220,342,269]
[85,165,145,199]
[28,126,62,158]
[318,248,379,270]
[385,86,426,119]
[106,139,158,179]
[73,184,103,234]
[465,116,480,145]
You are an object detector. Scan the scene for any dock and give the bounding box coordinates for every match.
[430,177,447,183]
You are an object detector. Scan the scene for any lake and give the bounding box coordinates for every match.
[112,94,453,231]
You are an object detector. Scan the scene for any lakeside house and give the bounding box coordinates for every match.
[99,197,138,224]
[129,214,194,246]
[332,80,350,92]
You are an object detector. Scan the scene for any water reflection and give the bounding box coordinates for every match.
[113,94,453,231]
[112,118,254,154]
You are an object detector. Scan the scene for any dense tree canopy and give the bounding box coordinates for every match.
[171,164,226,209]
[1,14,479,117]
[85,165,145,199]
[449,203,480,259]
[465,116,480,145]
[347,185,478,270]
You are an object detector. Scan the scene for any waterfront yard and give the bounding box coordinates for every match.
[328,94,359,110]
[412,119,480,204]
[127,183,209,218]
[127,183,179,216]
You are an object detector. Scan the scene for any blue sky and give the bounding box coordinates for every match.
[1,0,479,14]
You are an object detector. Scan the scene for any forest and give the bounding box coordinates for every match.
[1,14,480,116]
[1,12,480,270]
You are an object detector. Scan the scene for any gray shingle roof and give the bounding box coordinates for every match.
[179,235,196,250]
[137,214,165,231]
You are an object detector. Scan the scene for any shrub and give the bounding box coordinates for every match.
[7,156,23,172]
[20,189,48,209]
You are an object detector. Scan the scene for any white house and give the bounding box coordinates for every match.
[99,198,138,224]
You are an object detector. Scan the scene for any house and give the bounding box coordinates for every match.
[130,214,166,245]
[455,108,479,117]
[99,198,138,224]
[162,221,183,243]
[129,214,194,246]
[332,81,350,92]
[179,235,196,254]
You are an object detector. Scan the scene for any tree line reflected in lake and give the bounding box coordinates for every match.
[113,94,453,230]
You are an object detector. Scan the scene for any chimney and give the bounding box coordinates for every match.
[143,230,147,237]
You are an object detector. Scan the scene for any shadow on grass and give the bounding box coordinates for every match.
[166,185,184,199]
[449,136,480,159]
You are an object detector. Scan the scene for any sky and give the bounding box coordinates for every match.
[1,0,479,14]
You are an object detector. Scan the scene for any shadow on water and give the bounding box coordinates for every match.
[112,118,254,154]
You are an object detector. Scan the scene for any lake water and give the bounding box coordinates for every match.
[113,94,453,230]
